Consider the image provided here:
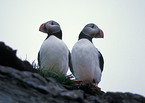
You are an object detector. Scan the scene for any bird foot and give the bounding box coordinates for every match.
[93,85,101,91]
[93,82,101,90]
[74,80,82,82]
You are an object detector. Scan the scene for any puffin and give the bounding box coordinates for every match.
[71,23,104,86]
[38,20,69,74]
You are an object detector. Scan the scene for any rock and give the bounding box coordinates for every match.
[0,65,145,103]
[0,42,37,73]
[60,90,84,101]
[101,92,145,103]
[0,65,85,103]
[0,41,145,103]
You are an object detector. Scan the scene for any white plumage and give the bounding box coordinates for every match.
[71,23,104,85]
[71,39,102,83]
[38,20,69,74]
[39,35,69,74]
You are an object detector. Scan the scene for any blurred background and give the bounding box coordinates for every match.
[0,0,145,96]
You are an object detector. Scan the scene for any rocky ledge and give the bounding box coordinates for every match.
[0,42,144,103]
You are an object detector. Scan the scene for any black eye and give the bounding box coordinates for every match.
[51,21,54,25]
[91,24,95,28]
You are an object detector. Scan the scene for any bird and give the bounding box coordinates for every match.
[71,23,104,86]
[38,20,69,74]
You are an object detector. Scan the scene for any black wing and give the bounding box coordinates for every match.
[98,50,104,72]
[68,51,74,74]
[38,51,41,67]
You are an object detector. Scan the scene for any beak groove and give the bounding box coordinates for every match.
[39,23,45,32]
[39,23,50,33]
[97,29,104,38]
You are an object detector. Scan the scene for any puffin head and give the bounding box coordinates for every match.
[39,20,62,39]
[80,23,104,40]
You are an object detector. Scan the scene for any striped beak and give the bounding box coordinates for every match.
[94,29,104,38]
[39,23,50,33]
[39,23,45,33]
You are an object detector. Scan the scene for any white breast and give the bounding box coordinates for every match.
[71,39,102,83]
[39,35,69,74]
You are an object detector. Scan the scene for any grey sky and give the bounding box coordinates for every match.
[0,0,145,96]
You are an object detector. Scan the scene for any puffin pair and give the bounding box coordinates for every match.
[38,20,104,85]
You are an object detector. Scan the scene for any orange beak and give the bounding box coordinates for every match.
[39,23,45,33]
[97,29,104,38]
[39,23,50,33]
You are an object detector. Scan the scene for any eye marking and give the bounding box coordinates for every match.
[46,26,49,30]
[94,29,100,34]
[94,32,98,34]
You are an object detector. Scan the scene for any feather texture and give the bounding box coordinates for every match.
[71,39,102,83]
[39,35,69,74]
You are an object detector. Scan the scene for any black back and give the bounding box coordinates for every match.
[78,32,93,42]
[98,50,104,72]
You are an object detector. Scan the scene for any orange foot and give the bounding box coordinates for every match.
[74,80,82,82]
[93,82,101,90]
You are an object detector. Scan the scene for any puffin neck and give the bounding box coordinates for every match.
[45,30,62,40]
[78,32,93,42]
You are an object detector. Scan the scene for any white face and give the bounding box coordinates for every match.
[39,20,61,34]
[82,23,100,38]
[45,20,61,34]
